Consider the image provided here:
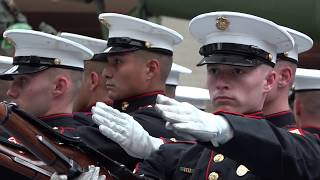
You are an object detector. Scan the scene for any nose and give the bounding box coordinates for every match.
[209,72,230,91]
[102,66,113,79]
[6,86,19,99]
[215,77,229,90]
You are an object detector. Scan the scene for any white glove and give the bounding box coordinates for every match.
[155,95,234,147]
[50,165,106,180]
[92,102,163,159]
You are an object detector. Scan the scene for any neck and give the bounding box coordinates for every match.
[263,91,290,116]
[45,97,74,116]
[297,115,320,128]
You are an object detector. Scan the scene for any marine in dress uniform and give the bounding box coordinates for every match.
[0,56,30,179]
[137,12,320,179]
[136,12,320,180]
[0,30,95,179]
[0,29,94,138]
[0,55,12,102]
[264,26,313,128]
[0,56,12,138]
[75,13,184,170]
[59,32,113,113]
[294,68,320,137]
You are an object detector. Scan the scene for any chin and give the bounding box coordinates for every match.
[214,105,239,113]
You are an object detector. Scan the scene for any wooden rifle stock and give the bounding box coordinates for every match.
[0,142,53,179]
[0,102,112,179]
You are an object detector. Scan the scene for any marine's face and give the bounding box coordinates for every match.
[207,64,268,114]
[6,71,51,116]
[102,52,147,101]
[0,80,12,102]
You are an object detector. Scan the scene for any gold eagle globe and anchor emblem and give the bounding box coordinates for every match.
[216,16,230,31]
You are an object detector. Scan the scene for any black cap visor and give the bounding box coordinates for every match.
[0,65,49,80]
[106,46,140,55]
[197,54,270,67]
[106,37,173,56]
[198,43,274,67]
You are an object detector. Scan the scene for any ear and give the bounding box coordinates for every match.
[277,67,292,88]
[52,76,69,97]
[145,59,160,80]
[264,70,276,92]
[88,72,100,91]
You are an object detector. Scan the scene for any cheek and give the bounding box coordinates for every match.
[206,75,215,90]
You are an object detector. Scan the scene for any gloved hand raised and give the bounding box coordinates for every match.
[50,165,105,180]
[92,102,163,159]
[155,95,233,147]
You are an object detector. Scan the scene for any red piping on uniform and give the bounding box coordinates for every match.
[73,112,92,116]
[39,113,73,121]
[205,150,215,180]
[213,110,264,119]
[264,110,291,118]
[134,163,139,174]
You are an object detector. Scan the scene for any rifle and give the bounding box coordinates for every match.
[0,137,53,179]
[0,102,113,179]
[0,102,150,180]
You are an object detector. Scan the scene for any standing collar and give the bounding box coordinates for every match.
[302,126,320,136]
[113,91,165,113]
[38,113,74,121]
[213,110,264,119]
[264,111,296,128]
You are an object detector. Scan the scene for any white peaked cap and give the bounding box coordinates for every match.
[0,56,13,73]
[175,86,210,110]
[0,29,93,80]
[166,63,192,86]
[279,26,313,62]
[189,11,294,66]
[99,13,183,54]
[294,68,320,91]
[59,32,108,54]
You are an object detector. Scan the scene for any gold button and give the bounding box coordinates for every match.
[208,172,219,180]
[145,41,152,48]
[99,19,110,28]
[267,53,273,61]
[213,154,224,163]
[53,58,61,65]
[121,101,129,111]
[236,165,249,176]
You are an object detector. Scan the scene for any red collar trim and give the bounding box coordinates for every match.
[39,113,73,121]
[213,110,264,119]
[73,111,92,116]
[264,110,291,118]
[116,90,165,102]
